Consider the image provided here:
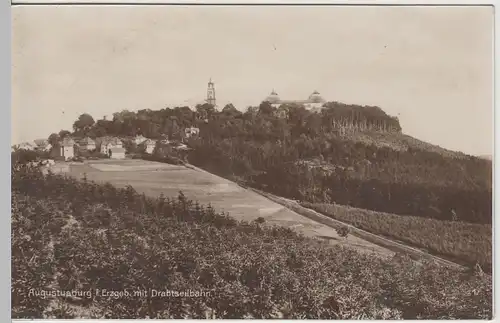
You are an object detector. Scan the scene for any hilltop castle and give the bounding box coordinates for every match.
[264,90,326,112]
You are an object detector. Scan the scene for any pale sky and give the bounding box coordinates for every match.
[12,5,493,156]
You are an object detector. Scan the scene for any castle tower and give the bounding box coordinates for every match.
[206,78,216,106]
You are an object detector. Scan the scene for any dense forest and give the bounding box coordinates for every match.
[50,101,492,225]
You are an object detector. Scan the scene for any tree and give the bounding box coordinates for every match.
[93,119,114,137]
[58,130,71,139]
[73,114,95,134]
[196,103,216,120]
[258,101,275,116]
[222,103,238,114]
[48,133,60,146]
[245,106,259,116]
[336,226,350,239]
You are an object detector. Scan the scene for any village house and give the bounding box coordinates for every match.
[17,142,36,151]
[139,138,156,154]
[79,137,96,151]
[159,137,170,145]
[33,139,52,152]
[98,136,123,156]
[134,135,148,145]
[57,137,75,161]
[184,127,200,139]
[109,147,126,159]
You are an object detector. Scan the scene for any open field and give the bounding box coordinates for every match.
[66,159,393,257]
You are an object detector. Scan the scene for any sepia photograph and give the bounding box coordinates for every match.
[11,3,493,320]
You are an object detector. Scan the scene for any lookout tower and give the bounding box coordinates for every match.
[206,78,216,106]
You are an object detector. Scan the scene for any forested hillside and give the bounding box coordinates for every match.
[56,100,492,225]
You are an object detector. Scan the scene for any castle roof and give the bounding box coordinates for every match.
[308,90,325,103]
[264,90,326,105]
[265,90,281,104]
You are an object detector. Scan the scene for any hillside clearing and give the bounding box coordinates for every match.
[66,159,393,257]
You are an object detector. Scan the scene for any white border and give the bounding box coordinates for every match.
[8,0,500,4]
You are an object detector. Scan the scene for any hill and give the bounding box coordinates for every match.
[479,154,492,161]
[11,165,492,319]
[346,131,468,159]
[35,101,491,225]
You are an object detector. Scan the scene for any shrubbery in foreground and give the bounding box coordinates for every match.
[11,166,492,319]
[304,202,492,273]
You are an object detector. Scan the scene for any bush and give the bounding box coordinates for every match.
[336,226,350,238]
[254,217,266,224]
[305,202,492,273]
[11,149,50,165]
[141,153,184,166]
[11,166,492,319]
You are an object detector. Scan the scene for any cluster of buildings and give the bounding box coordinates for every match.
[15,126,201,162]
[51,136,128,161]
[203,78,327,114]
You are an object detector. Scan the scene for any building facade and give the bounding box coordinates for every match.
[264,90,326,112]
[58,137,75,161]
[109,147,126,159]
[206,78,216,107]
[98,137,123,155]
[184,127,200,139]
[79,137,96,151]
[140,138,156,154]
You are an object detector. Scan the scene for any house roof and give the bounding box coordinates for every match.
[19,142,36,148]
[60,137,75,146]
[110,147,126,153]
[141,138,156,145]
[134,135,147,143]
[100,136,122,145]
[174,144,192,151]
[185,127,199,132]
[79,137,96,145]
[33,139,49,147]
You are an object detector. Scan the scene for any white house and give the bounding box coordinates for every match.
[134,135,148,145]
[33,139,51,151]
[39,159,56,167]
[58,137,75,161]
[184,127,200,139]
[139,138,156,154]
[79,137,96,151]
[18,142,36,151]
[109,147,126,159]
[98,137,123,155]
